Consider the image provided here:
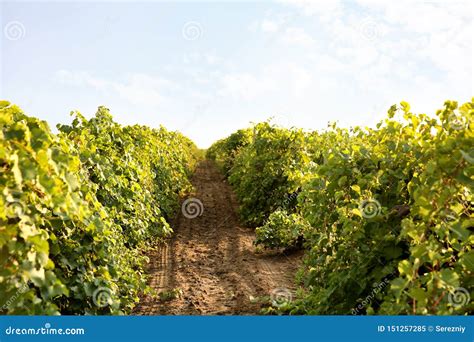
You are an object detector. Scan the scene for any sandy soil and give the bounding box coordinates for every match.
[135,160,302,315]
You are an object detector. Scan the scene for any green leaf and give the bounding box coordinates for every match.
[398,260,412,276]
[408,287,427,303]
[351,185,361,194]
[438,269,459,287]
[390,277,409,299]
[459,252,474,272]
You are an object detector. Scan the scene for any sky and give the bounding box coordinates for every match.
[0,0,472,148]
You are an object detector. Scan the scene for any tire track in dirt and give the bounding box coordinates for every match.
[136,160,302,315]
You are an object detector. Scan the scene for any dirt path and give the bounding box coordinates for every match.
[136,160,302,315]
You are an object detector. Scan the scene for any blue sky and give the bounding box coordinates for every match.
[1,0,472,147]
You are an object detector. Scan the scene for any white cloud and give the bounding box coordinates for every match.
[218,72,276,100]
[111,74,172,107]
[183,51,222,66]
[54,70,174,107]
[54,70,109,89]
[275,0,472,104]
[281,27,315,47]
[278,0,344,22]
[261,19,280,33]
[218,62,312,100]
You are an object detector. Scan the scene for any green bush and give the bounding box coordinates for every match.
[210,100,473,315]
[255,210,310,249]
[0,102,199,314]
[57,107,198,246]
[227,122,311,226]
[292,100,473,315]
[206,128,252,175]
